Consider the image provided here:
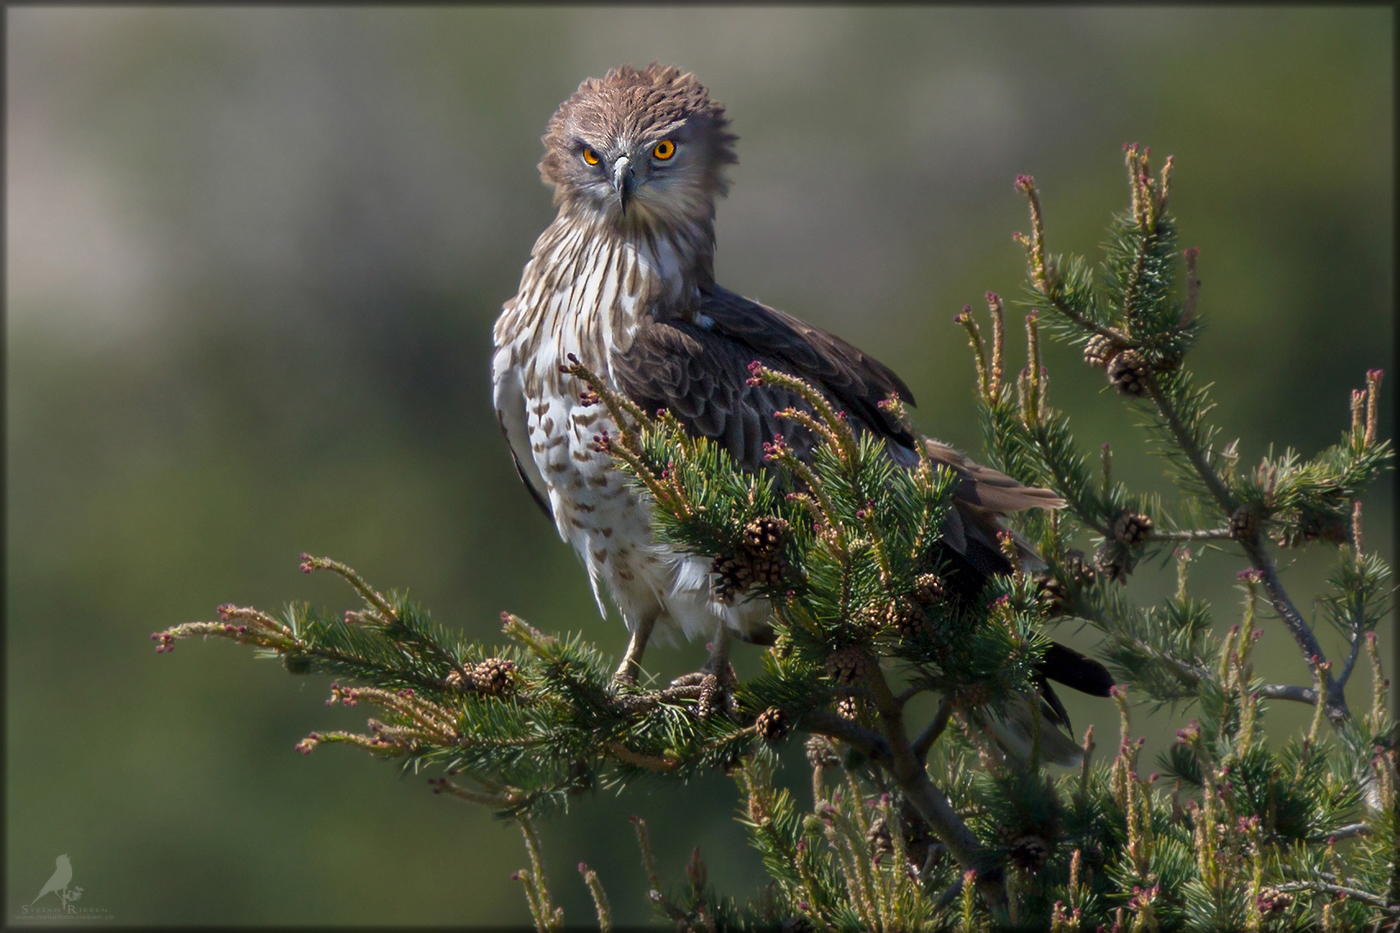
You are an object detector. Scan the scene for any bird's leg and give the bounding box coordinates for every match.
[706,623,741,715]
[671,620,740,715]
[703,623,734,681]
[671,619,735,687]
[613,609,657,685]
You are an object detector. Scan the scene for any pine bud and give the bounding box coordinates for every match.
[755,707,790,742]
[1107,349,1150,397]
[1112,510,1154,547]
[685,846,707,892]
[826,647,870,686]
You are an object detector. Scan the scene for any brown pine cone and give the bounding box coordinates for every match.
[1256,886,1294,917]
[711,554,751,603]
[696,673,722,719]
[1083,334,1121,369]
[770,633,794,660]
[1309,513,1348,544]
[1008,835,1050,873]
[892,596,927,639]
[913,573,946,604]
[805,735,839,769]
[1062,548,1094,587]
[826,646,870,686]
[742,516,791,556]
[959,682,995,708]
[1036,573,1072,615]
[714,545,787,601]
[567,758,592,795]
[851,603,884,636]
[1155,349,1184,373]
[866,816,895,859]
[754,707,790,742]
[1093,542,1129,584]
[1107,349,1151,397]
[1112,510,1154,547]
[836,696,861,720]
[748,554,787,589]
[1229,505,1259,542]
[471,658,517,697]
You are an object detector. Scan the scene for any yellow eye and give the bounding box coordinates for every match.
[652,139,676,161]
[582,147,600,165]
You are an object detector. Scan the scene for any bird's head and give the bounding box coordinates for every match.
[540,63,737,235]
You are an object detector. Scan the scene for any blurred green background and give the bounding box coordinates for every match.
[7,7,1392,926]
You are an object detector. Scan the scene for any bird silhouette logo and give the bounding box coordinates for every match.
[30,854,77,907]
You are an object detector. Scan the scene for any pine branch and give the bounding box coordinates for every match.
[913,697,955,764]
[151,140,1395,931]
[1142,369,1349,723]
[1272,879,1400,914]
[1154,528,1232,542]
[1004,151,1395,735]
[1257,684,1318,705]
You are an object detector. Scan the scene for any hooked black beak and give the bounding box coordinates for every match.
[612,156,635,214]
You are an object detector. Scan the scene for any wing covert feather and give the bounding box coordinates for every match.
[612,285,918,470]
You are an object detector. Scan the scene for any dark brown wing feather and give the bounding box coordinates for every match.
[923,438,1065,580]
[698,286,917,451]
[612,316,800,471]
[612,285,917,471]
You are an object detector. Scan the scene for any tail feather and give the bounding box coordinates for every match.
[973,689,1086,767]
[1041,642,1115,697]
[923,440,1067,512]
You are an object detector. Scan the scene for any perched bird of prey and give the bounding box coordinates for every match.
[492,64,1111,762]
[31,854,72,906]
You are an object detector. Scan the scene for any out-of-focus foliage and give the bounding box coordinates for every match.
[8,7,1392,926]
